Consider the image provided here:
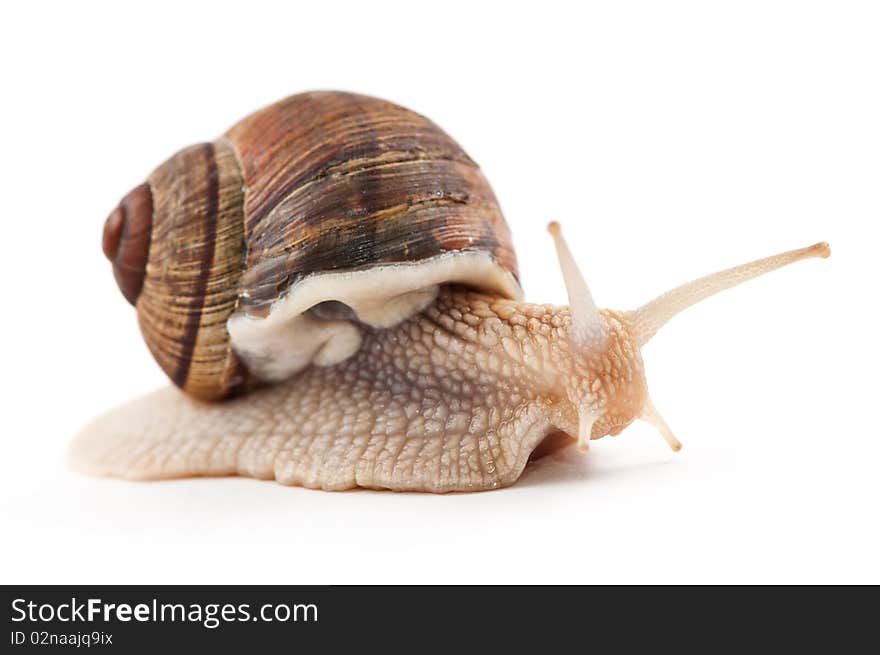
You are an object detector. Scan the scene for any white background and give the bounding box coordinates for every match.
[1,1,877,584]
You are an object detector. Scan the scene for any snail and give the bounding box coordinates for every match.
[70,91,830,492]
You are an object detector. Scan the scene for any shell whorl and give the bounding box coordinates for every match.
[225,91,519,317]
[102,183,153,305]
[136,141,249,400]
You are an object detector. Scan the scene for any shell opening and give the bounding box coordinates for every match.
[227,251,522,383]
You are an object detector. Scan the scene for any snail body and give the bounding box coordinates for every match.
[74,92,830,492]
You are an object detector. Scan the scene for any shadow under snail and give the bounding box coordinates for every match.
[70,91,830,492]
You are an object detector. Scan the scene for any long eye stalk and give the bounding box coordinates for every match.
[632,241,830,346]
[547,222,608,351]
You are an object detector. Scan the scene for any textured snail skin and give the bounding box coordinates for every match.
[70,288,645,492]
[74,238,829,491]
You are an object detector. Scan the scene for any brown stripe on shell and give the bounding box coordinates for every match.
[102,183,153,305]
[172,144,219,387]
[225,91,519,316]
[136,141,248,400]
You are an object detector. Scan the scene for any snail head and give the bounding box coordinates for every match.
[547,222,830,454]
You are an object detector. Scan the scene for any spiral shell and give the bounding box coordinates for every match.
[103,91,521,400]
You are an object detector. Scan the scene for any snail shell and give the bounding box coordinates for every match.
[103,91,522,400]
